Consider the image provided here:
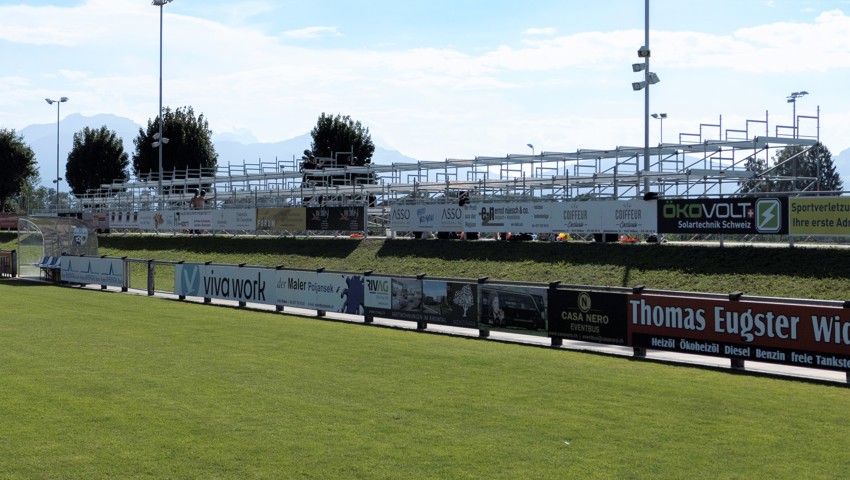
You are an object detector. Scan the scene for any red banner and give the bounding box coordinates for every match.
[628,294,850,371]
[0,213,23,229]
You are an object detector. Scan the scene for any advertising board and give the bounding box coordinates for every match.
[657,197,787,235]
[628,294,850,371]
[548,290,628,345]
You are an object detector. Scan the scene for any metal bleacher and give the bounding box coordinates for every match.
[70,108,822,215]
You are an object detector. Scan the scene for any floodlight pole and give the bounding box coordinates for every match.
[153,0,173,204]
[642,0,650,195]
[45,96,68,213]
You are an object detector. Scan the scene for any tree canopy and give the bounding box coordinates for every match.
[740,142,842,194]
[0,129,38,212]
[66,126,130,196]
[300,113,377,187]
[132,106,218,192]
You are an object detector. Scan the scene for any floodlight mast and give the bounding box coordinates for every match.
[153,0,174,204]
[45,96,69,213]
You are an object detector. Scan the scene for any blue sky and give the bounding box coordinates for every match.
[2,0,849,165]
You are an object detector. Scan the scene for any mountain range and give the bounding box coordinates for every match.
[18,113,421,189]
[14,113,850,190]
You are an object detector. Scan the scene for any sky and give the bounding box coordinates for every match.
[1,0,849,166]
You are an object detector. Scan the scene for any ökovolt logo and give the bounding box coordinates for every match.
[180,264,202,296]
[755,198,782,233]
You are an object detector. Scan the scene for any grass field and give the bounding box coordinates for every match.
[1,279,849,479]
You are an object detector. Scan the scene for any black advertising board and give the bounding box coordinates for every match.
[548,290,629,345]
[657,197,788,235]
[306,206,365,231]
[479,285,548,336]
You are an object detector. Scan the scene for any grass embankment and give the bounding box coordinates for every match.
[82,234,850,301]
[1,280,848,479]
[4,231,850,299]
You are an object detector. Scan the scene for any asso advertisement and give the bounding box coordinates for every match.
[306,206,365,231]
[60,256,125,287]
[389,200,657,234]
[628,294,850,371]
[363,275,478,328]
[548,290,628,345]
[789,197,850,236]
[657,197,788,235]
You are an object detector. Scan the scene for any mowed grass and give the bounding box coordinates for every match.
[1,279,849,479]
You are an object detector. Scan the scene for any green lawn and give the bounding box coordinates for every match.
[1,279,848,479]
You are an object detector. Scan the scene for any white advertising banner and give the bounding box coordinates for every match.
[314,272,366,315]
[174,263,274,306]
[60,256,125,287]
[389,204,441,231]
[274,270,319,309]
[109,208,258,231]
[356,199,664,235]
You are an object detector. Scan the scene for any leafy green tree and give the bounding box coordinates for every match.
[66,126,130,195]
[0,129,38,212]
[769,143,841,193]
[738,155,771,194]
[132,106,218,193]
[741,142,841,194]
[10,176,49,213]
[301,113,377,187]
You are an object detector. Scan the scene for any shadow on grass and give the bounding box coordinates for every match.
[375,239,850,280]
[100,235,361,259]
[0,278,56,287]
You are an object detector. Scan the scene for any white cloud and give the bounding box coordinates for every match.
[282,26,341,40]
[524,27,557,36]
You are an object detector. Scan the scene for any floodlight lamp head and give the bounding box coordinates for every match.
[527,143,534,149]
[45,98,54,105]
[651,113,659,119]
[637,46,650,58]
[632,81,646,91]
[800,90,809,95]
[59,97,68,102]
[632,63,646,72]
[151,0,173,5]
[647,72,660,85]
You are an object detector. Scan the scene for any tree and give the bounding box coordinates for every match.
[300,113,377,187]
[10,175,49,213]
[66,126,130,196]
[738,155,771,194]
[0,129,38,212]
[132,106,218,193]
[770,143,841,193]
[741,142,842,194]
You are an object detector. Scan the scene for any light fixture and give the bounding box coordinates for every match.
[632,63,646,72]
[786,91,809,138]
[651,113,667,143]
